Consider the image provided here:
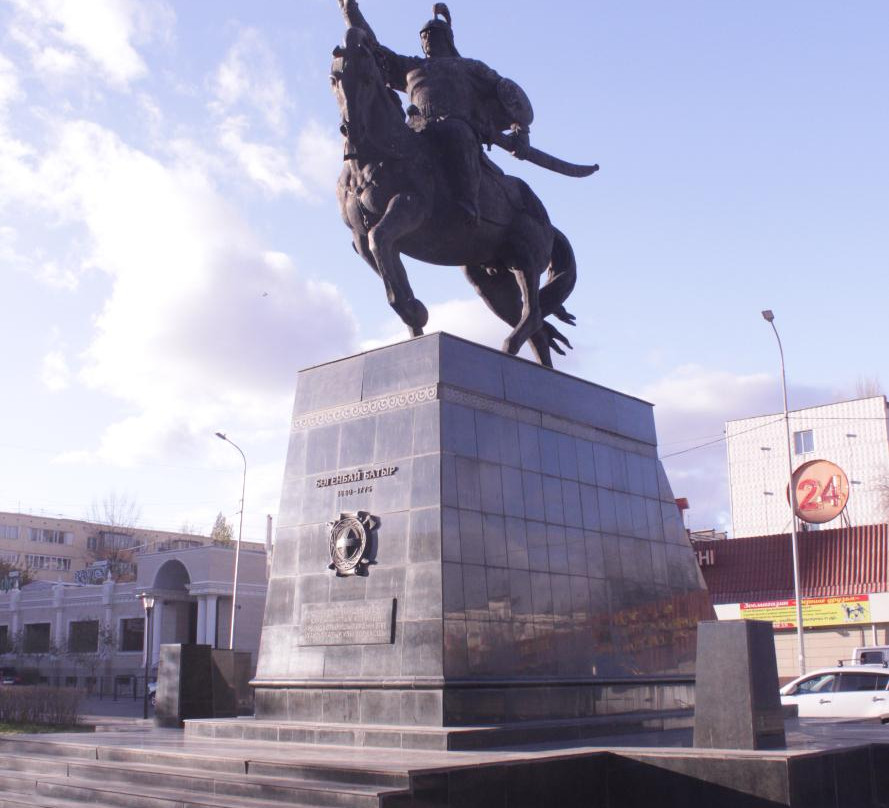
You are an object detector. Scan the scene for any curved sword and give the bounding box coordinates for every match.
[490,131,599,178]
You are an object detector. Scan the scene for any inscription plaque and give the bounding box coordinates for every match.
[297,598,395,646]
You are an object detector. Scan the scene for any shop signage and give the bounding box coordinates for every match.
[740,594,870,629]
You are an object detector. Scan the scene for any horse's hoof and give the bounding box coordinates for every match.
[502,338,520,356]
[410,298,429,330]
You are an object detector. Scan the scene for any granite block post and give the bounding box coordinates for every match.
[254,333,713,729]
[155,643,214,728]
[693,620,786,750]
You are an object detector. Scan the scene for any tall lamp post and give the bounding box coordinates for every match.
[215,432,246,651]
[139,592,155,719]
[761,309,806,675]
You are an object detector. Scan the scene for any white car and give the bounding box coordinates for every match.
[780,665,889,720]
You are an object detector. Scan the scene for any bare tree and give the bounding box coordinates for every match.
[855,376,885,399]
[85,493,143,582]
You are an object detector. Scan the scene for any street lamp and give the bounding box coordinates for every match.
[761,309,806,675]
[139,592,155,719]
[215,432,246,651]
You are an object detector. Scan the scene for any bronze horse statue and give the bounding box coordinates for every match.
[331,26,581,367]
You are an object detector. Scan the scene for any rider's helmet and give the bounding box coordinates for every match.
[420,3,460,57]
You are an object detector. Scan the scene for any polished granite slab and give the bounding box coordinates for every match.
[6,719,889,808]
[254,334,713,729]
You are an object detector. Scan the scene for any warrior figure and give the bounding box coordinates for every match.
[336,0,533,225]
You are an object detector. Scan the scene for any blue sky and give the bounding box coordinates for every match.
[0,0,886,540]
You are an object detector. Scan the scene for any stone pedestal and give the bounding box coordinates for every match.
[693,620,786,750]
[254,333,712,730]
[156,643,214,727]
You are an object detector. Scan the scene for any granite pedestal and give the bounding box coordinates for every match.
[694,620,786,750]
[251,334,712,741]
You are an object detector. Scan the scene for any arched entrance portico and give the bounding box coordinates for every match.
[146,560,198,667]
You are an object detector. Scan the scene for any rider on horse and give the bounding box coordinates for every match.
[336,0,533,226]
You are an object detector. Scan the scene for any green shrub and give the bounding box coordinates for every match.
[0,686,83,726]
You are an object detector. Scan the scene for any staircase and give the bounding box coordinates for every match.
[0,736,415,808]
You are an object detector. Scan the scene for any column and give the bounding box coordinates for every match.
[205,595,218,649]
[150,599,164,668]
[196,597,207,645]
[52,583,64,651]
[9,589,20,635]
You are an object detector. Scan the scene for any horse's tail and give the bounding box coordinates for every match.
[540,227,577,325]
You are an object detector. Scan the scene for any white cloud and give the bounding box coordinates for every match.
[638,364,839,534]
[35,259,79,290]
[0,53,23,112]
[4,118,357,465]
[296,120,342,191]
[211,27,289,132]
[361,297,508,353]
[6,0,173,87]
[41,348,70,391]
[218,116,307,197]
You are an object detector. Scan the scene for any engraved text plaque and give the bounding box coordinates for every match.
[297,598,395,646]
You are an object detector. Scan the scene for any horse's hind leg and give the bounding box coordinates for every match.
[464,264,554,367]
[368,194,428,336]
[503,263,542,358]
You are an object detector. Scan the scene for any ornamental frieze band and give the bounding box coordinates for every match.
[292,385,438,430]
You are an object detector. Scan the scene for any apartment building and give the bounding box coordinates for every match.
[726,396,889,538]
[0,511,264,584]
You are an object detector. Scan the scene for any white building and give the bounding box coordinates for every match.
[0,544,267,693]
[726,396,889,538]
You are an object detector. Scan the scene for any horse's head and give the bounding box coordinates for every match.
[330,27,383,150]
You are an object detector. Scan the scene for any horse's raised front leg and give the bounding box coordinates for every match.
[351,233,382,278]
[368,193,429,336]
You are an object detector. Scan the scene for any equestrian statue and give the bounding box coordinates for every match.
[332,0,598,366]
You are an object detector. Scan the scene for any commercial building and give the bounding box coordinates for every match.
[726,396,889,538]
[0,511,265,584]
[0,543,268,692]
[692,524,889,680]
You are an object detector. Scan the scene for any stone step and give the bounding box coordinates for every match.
[0,773,39,794]
[245,762,409,790]
[0,738,96,761]
[96,746,248,775]
[0,789,41,808]
[0,755,69,777]
[62,761,400,806]
[35,774,389,808]
[66,757,409,793]
[0,735,409,790]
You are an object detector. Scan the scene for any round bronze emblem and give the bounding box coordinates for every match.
[328,512,377,576]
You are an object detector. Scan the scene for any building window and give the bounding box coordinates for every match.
[119,617,145,652]
[23,623,51,654]
[25,555,71,572]
[0,626,8,654]
[68,620,99,653]
[89,532,136,552]
[28,528,73,545]
[793,429,814,455]
[0,526,19,541]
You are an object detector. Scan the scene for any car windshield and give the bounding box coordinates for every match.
[791,673,837,695]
